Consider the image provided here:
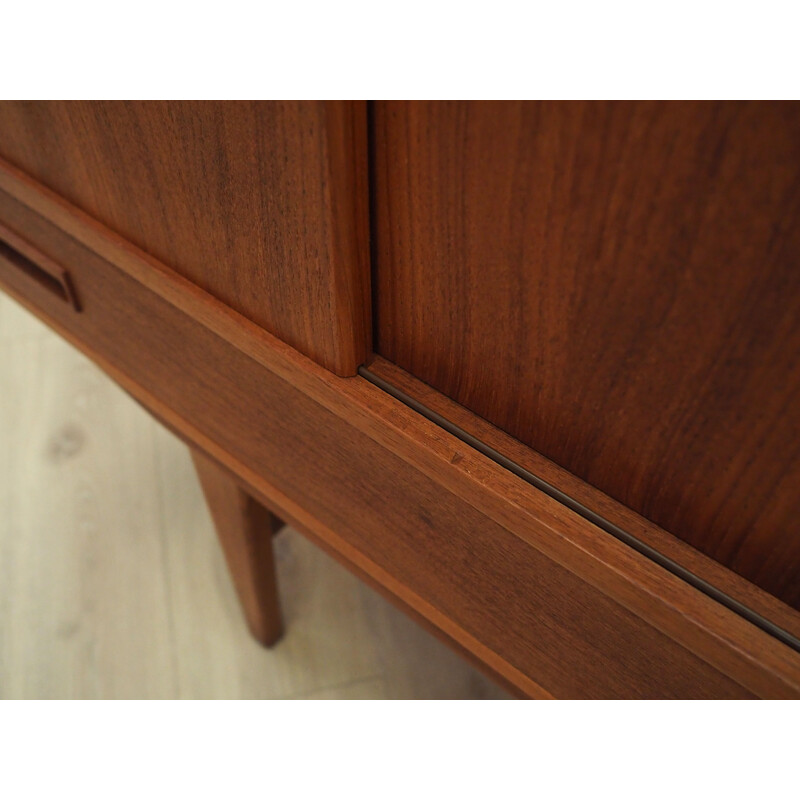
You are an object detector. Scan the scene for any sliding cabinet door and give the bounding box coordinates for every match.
[372,100,800,610]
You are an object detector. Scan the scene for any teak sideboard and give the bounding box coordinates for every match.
[1,101,799,699]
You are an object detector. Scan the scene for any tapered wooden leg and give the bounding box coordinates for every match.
[191,450,285,647]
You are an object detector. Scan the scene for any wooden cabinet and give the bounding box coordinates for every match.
[1,100,799,698]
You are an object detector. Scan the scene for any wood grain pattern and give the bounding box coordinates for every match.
[1,160,798,697]
[373,100,800,609]
[0,101,370,375]
[191,449,284,647]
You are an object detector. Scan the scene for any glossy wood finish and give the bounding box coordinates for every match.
[2,160,799,698]
[191,449,284,647]
[0,101,370,375]
[373,100,800,609]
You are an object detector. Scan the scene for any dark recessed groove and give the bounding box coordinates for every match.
[358,364,800,655]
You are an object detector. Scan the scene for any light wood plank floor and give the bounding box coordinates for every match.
[0,294,509,699]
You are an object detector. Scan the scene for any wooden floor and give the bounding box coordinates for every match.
[0,295,509,700]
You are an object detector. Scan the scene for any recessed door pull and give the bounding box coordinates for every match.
[0,221,81,312]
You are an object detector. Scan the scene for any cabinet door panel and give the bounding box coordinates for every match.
[0,101,370,375]
[373,100,800,609]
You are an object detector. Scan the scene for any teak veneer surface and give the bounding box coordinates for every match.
[1,160,799,698]
[373,100,800,610]
[0,100,370,375]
